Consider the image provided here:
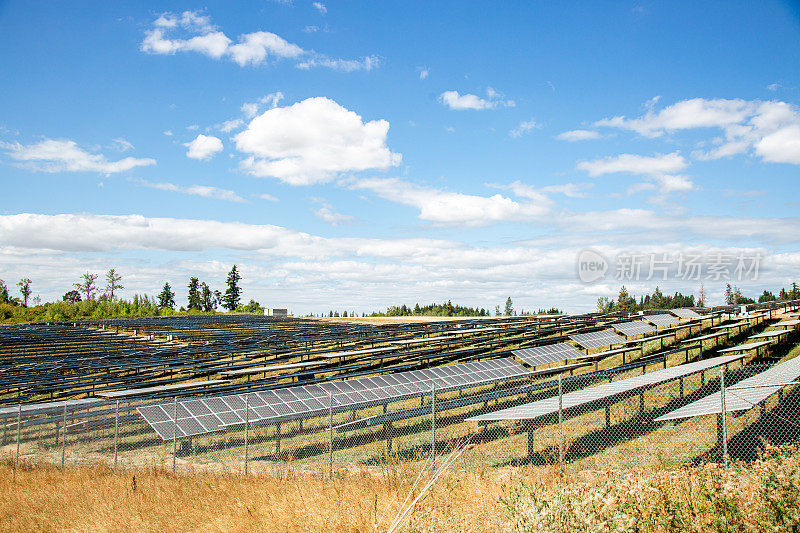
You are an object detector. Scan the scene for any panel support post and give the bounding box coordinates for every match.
[244,394,249,475]
[328,390,333,480]
[679,377,684,398]
[605,405,611,428]
[172,397,177,475]
[526,421,534,463]
[719,368,728,471]
[15,403,21,466]
[558,374,564,471]
[431,383,436,466]
[114,400,119,469]
[61,401,67,468]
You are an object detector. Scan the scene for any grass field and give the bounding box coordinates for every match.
[2,443,798,532]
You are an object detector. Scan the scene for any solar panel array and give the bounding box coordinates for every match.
[671,308,702,320]
[139,358,529,440]
[718,341,772,353]
[569,330,627,350]
[467,354,746,422]
[512,343,586,367]
[655,356,800,421]
[613,320,656,337]
[645,314,682,327]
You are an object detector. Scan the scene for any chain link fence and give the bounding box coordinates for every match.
[3,361,799,478]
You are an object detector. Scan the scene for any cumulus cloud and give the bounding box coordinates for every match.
[234,97,401,185]
[133,178,245,202]
[594,97,800,165]
[141,10,374,72]
[556,129,602,142]
[184,134,223,160]
[348,177,550,226]
[439,88,514,110]
[1,138,155,174]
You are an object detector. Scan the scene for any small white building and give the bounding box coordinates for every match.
[264,308,288,317]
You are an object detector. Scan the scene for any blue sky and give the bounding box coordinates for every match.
[1,1,799,313]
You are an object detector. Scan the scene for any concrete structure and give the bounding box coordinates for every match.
[264,308,288,317]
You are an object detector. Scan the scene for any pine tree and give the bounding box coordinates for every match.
[200,282,217,312]
[158,282,175,310]
[222,265,241,311]
[105,268,124,301]
[724,283,734,305]
[504,297,514,316]
[187,277,201,310]
[74,272,98,301]
[17,278,32,307]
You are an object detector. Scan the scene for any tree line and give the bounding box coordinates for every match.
[0,264,265,322]
[597,283,800,313]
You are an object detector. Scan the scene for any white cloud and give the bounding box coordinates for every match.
[296,54,380,72]
[255,193,279,202]
[439,88,514,110]
[303,25,319,33]
[133,179,246,202]
[767,83,781,92]
[313,2,327,14]
[349,177,550,226]
[754,124,800,164]
[163,130,173,136]
[417,66,429,79]
[556,129,602,142]
[110,138,134,152]
[1,138,155,174]
[184,134,223,160]
[227,31,304,66]
[577,152,688,177]
[217,119,244,133]
[234,97,401,185]
[313,203,353,225]
[594,97,800,166]
[509,118,539,138]
[141,10,374,72]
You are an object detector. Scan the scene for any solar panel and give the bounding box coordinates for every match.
[655,356,800,421]
[645,314,681,327]
[569,330,626,350]
[613,321,656,337]
[748,330,789,340]
[467,354,746,422]
[718,341,772,353]
[671,308,701,320]
[139,358,530,440]
[512,343,585,367]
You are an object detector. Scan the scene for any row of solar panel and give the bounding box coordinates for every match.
[468,353,746,422]
[138,357,530,440]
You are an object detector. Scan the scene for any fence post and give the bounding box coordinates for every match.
[15,403,21,466]
[114,400,119,469]
[720,368,728,471]
[172,397,178,475]
[244,393,250,475]
[431,383,436,466]
[328,390,333,480]
[558,373,564,471]
[61,401,67,468]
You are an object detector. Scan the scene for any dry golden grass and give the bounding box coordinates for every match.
[0,458,544,532]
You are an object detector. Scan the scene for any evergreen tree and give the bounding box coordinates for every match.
[74,272,98,301]
[104,268,124,301]
[200,282,217,312]
[0,279,9,304]
[617,286,635,313]
[187,277,201,310]
[504,297,514,316]
[17,278,32,307]
[222,265,241,311]
[724,283,734,305]
[158,282,175,310]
